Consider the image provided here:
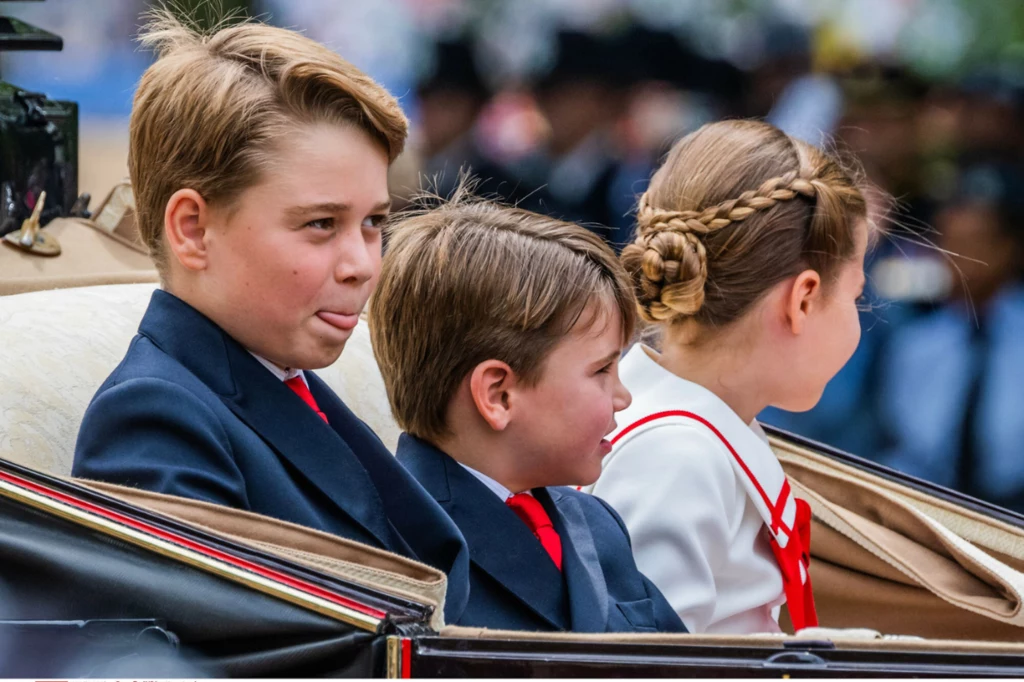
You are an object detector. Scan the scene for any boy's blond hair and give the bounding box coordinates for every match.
[370,196,636,443]
[129,10,408,275]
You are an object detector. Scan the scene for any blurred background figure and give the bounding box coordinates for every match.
[415,38,523,203]
[2,0,1024,509]
[510,30,635,245]
[873,161,1024,511]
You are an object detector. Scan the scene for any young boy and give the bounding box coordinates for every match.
[71,12,469,620]
[369,197,687,632]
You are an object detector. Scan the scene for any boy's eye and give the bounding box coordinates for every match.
[597,362,614,375]
[305,217,335,231]
[363,214,388,229]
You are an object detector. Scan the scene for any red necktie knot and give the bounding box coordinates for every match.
[284,376,328,423]
[506,492,562,571]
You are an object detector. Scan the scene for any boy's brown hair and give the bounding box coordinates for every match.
[370,196,636,443]
[623,119,868,328]
[129,10,408,276]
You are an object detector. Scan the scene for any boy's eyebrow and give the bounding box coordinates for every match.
[592,349,621,367]
[286,199,392,218]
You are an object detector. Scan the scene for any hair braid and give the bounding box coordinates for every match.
[624,170,819,323]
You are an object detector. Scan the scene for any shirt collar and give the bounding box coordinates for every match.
[458,462,526,502]
[248,351,306,385]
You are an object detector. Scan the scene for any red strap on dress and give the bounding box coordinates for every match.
[767,497,817,630]
[613,410,818,630]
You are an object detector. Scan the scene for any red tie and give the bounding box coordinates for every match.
[506,492,562,571]
[768,497,818,631]
[284,376,328,423]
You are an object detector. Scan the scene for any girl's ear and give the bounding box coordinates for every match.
[468,360,516,431]
[164,188,210,272]
[785,269,822,335]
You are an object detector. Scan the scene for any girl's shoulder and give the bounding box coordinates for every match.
[602,414,739,486]
[613,408,735,452]
[592,417,743,510]
[610,378,754,465]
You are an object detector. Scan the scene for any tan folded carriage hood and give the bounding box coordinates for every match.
[774,434,1024,641]
[75,479,450,631]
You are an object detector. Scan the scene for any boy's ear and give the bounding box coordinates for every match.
[785,269,822,335]
[468,360,516,432]
[164,188,210,272]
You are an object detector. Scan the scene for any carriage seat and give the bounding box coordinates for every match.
[0,282,402,476]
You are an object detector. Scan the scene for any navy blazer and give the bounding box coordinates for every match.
[397,434,686,633]
[73,290,470,621]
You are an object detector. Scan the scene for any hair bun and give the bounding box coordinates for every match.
[622,120,867,331]
[623,196,709,322]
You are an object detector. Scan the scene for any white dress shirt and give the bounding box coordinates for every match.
[589,344,787,634]
[460,463,514,501]
[249,352,308,387]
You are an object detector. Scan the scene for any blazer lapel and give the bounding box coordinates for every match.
[545,487,611,633]
[223,352,398,549]
[310,381,471,623]
[398,437,568,630]
[138,291,396,550]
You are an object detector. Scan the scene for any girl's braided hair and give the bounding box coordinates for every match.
[622,120,868,327]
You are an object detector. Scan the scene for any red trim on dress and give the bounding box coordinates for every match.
[612,410,818,630]
[611,410,793,536]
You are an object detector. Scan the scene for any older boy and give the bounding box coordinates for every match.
[72,12,469,619]
[370,197,686,632]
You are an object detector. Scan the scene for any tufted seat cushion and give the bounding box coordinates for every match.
[0,283,401,476]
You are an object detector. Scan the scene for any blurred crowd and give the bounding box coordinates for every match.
[4,0,1024,511]
[349,1,1024,514]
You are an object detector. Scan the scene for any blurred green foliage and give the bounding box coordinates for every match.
[960,0,1024,74]
[164,0,253,32]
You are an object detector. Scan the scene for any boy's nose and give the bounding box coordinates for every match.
[613,379,632,412]
[335,228,378,284]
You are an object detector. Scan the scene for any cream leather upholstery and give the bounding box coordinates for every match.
[0,283,401,476]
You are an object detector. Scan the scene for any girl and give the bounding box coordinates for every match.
[590,120,869,634]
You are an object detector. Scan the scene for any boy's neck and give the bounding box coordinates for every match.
[164,282,291,373]
[433,431,534,495]
[162,278,209,324]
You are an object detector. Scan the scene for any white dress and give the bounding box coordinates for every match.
[590,344,805,634]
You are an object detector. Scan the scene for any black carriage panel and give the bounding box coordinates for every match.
[0,493,379,677]
[404,635,1024,678]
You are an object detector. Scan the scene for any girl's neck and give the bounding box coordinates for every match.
[654,326,769,425]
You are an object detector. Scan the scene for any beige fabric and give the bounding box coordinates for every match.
[78,478,448,629]
[0,270,160,296]
[773,440,1024,640]
[439,624,1024,655]
[0,283,402,476]
[775,437,1024,572]
[794,477,1024,622]
[0,218,156,295]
